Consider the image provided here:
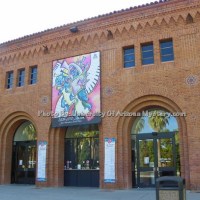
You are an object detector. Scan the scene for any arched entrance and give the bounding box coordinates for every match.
[131,108,180,187]
[117,95,189,189]
[11,121,37,184]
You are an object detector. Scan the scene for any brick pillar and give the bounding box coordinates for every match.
[46,128,65,187]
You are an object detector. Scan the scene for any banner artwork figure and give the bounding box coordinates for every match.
[52,52,100,127]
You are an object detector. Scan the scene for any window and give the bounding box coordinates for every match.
[65,125,99,170]
[124,47,135,68]
[30,66,37,84]
[141,43,154,65]
[160,39,174,62]
[17,69,25,87]
[6,71,14,89]
[14,121,37,141]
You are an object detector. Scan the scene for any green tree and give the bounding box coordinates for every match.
[22,124,36,140]
[148,110,169,167]
[148,110,169,132]
[134,118,145,134]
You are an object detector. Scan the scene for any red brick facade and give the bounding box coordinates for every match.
[0,0,200,190]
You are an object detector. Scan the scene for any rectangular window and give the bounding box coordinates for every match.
[30,66,37,84]
[124,47,135,68]
[6,71,14,89]
[160,39,174,62]
[141,43,154,65]
[65,137,99,169]
[17,68,25,87]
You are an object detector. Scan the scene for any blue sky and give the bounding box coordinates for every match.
[0,0,153,43]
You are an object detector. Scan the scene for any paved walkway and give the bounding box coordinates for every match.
[0,185,200,200]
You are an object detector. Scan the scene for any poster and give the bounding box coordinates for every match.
[52,52,101,127]
[37,141,47,182]
[104,138,116,183]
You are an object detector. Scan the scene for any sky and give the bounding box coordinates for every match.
[0,0,154,44]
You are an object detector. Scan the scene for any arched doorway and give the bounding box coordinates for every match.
[11,121,37,184]
[131,108,180,187]
[117,95,189,189]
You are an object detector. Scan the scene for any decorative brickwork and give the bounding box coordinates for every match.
[0,0,200,189]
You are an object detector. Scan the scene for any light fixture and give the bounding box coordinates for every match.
[107,29,113,39]
[43,45,49,54]
[70,26,78,33]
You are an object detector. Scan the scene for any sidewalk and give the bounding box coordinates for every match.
[0,185,200,200]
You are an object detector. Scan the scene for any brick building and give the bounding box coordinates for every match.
[0,0,200,190]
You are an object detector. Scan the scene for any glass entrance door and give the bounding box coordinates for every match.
[12,141,36,184]
[136,132,176,187]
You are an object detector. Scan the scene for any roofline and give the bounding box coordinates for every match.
[0,0,175,46]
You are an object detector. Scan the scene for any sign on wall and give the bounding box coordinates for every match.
[52,52,101,127]
[104,138,116,183]
[37,141,47,182]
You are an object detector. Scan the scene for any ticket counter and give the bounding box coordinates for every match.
[64,125,99,187]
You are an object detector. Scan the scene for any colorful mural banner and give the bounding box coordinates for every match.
[52,52,101,127]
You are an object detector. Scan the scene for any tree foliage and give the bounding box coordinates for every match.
[148,110,169,132]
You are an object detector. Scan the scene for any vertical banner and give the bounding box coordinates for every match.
[104,138,116,183]
[37,141,47,182]
[52,52,101,127]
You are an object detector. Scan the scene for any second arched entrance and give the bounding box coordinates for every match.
[117,95,189,189]
[131,108,180,187]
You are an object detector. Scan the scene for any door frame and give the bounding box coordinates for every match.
[12,140,37,184]
[134,132,177,187]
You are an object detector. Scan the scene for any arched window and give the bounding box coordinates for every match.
[131,108,178,134]
[14,121,36,141]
